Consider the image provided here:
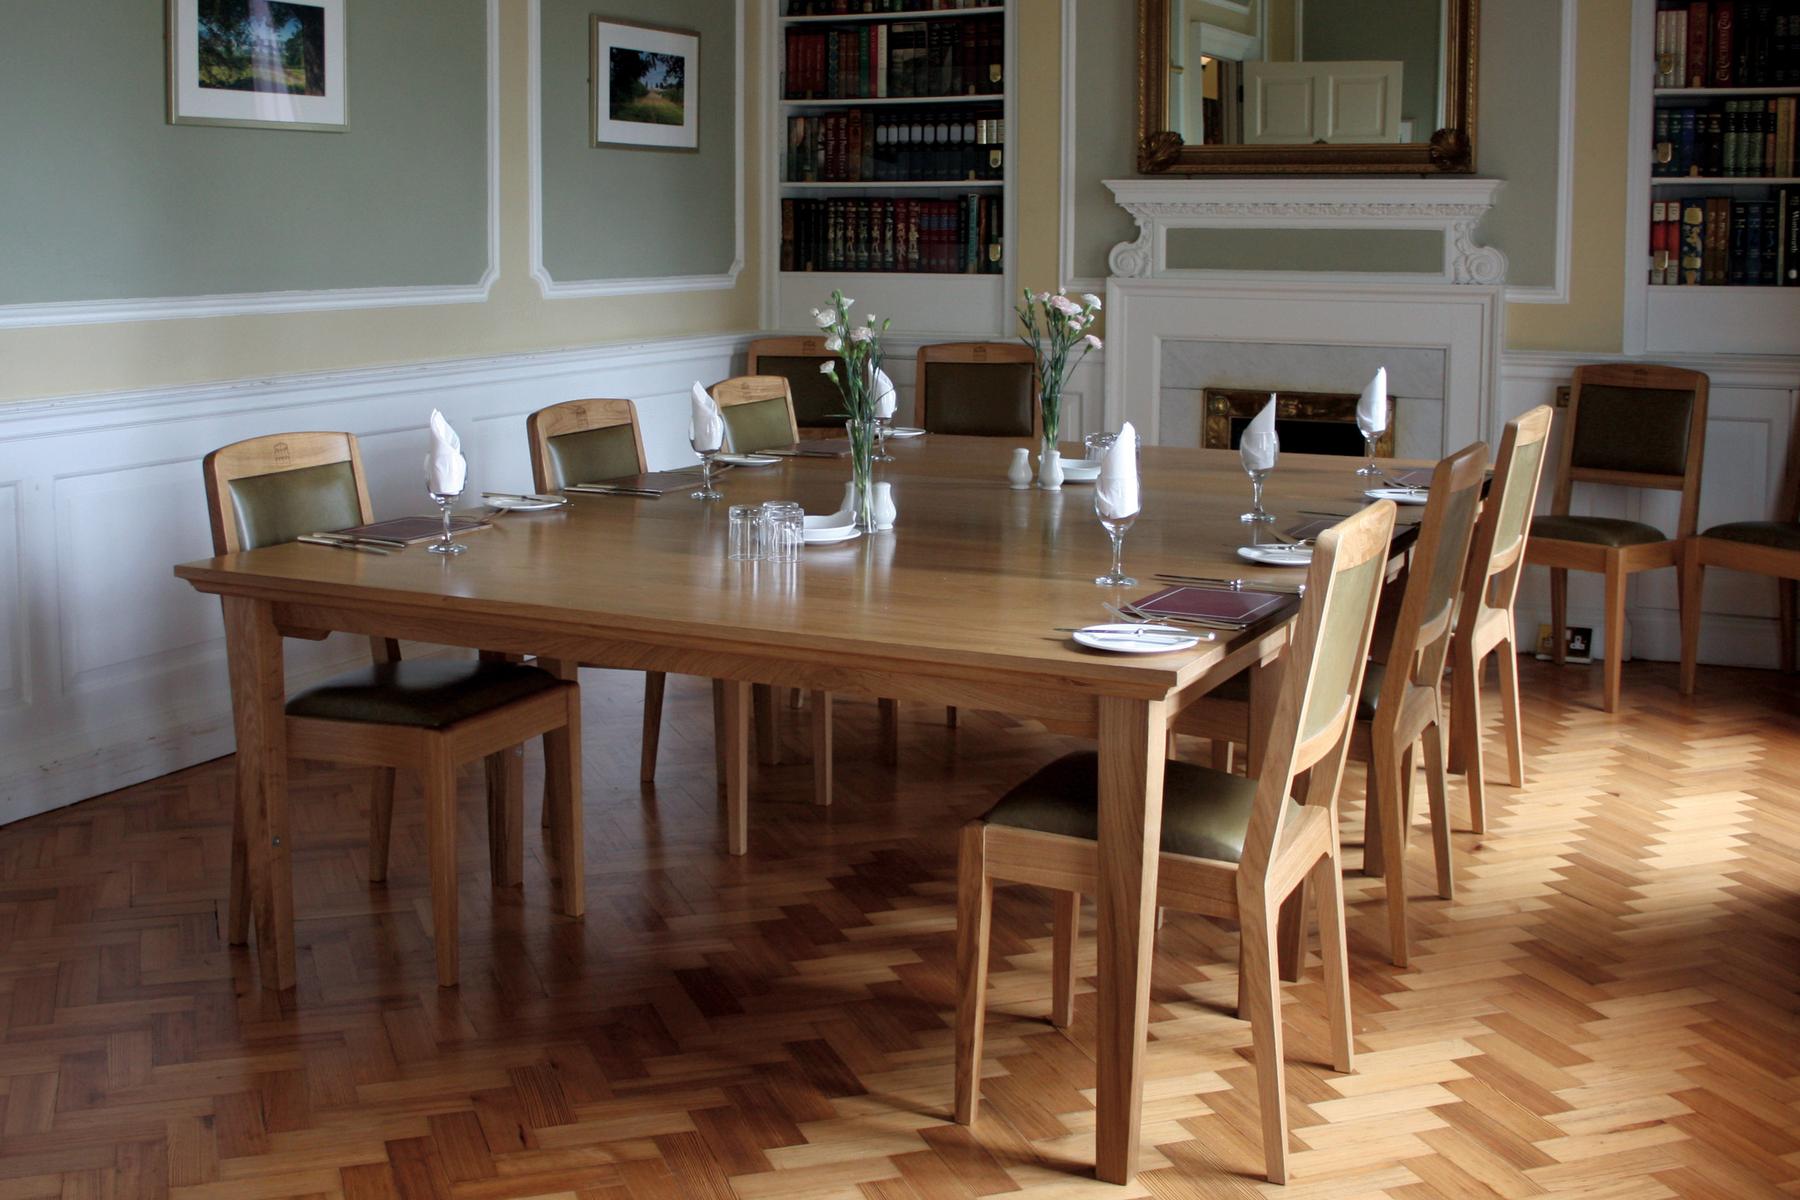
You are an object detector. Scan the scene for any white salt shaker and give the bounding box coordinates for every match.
[1006,446,1032,489]
[872,482,897,530]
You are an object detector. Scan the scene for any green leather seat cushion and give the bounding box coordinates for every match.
[1530,514,1669,548]
[1700,521,1800,552]
[1205,661,1383,721]
[285,660,560,728]
[985,751,1295,864]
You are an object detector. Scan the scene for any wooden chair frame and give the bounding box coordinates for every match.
[1448,406,1554,834]
[955,502,1398,1185]
[526,398,648,492]
[709,375,801,450]
[205,432,584,987]
[1681,394,1800,690]
[914,342,1041,440]
[1525,363,1710,712]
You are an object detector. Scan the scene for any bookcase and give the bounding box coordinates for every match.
[1626,0,1800,355]
[762,1,1017,335]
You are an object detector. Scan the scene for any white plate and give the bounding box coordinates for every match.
[1237,543,1314,566]
[716,453,781,467]
[803,525,861,545]
[1071,623,1202,654]
[1058,460,1102,482]
[803,512,856,531]
[483,494,568,512]
[885,427,926,439]
[1363,487,1430,506]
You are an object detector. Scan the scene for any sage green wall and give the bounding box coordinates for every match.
[1301,0,1440,137]
[539,0,737,281]
[1165,229,1444,274]
[0,0,488,303]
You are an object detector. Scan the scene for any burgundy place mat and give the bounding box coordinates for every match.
[590,469,715,494]
[333,516,490,544]
[1131,585,1298,627]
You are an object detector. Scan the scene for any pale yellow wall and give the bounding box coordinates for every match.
[1,0,763,405]
[1014,1,1065,300]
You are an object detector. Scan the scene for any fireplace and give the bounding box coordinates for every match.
[1202,389,1397,457]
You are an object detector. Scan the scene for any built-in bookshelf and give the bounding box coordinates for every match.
[1626,0,1800,354]
[762,1,1016,335]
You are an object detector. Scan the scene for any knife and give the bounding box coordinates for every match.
[297,535,391,555]
[306,531,408,549]
[564,484,662,497]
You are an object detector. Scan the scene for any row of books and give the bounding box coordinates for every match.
[1652,1,1799,88]
[1649,190,1800,284]
[1654,97,1799,176]
[784,18,1003,100]
[786,0,993,13]
[780,196,1002,274]
[785,109,1003,182]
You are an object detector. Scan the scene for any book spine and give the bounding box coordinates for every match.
[781,199,795,272]
[1784,188,1799,285]
[1713,0,1735,85]
[1728,200,1749,284]
[1746,201,1765,283]
[1681,198,1706,284]
[1687,2,1711,87]
[1706,106,1725,176]
[1679,107,1699,174]
[1705,197,1731,283]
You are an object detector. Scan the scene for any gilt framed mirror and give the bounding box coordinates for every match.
[1136,0,1478,175]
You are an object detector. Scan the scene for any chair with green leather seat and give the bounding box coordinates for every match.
[710,375,802,453]
[915,342,1039,439]
[1525,363,1710,713]
[1681,392,1799,691]
[204,431,584,988]
[528,399,669,784]
[748,336,851,435]
[952,501,1397,1186]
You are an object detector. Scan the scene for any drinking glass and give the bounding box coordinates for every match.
[1239,427,1278,524]
[761,501,803,563]
[690,428,724,501]
[427,486,466,555]
[728,504,764,561]
[1355,411,1385,478]
[1084,431,1117,464]
[874,415,895,463]
[1094,496,1137,587]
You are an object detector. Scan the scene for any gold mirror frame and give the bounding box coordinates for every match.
[1135,0,1479,175]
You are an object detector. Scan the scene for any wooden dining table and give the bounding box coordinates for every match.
[174,433,1414,1185]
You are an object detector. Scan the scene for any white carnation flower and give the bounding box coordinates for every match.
[824,335,842,352]
[813,309,835,328]
[1082,293,1103,310]
[849,327,873,343]
[1083,334,1103,350]
[819,361,836,375]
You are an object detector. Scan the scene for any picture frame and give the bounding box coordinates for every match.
[167,0,348,132]
[590,17,699,152]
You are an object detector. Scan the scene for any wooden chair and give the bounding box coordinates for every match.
[710,376,802,454]
[915,343,1039,439]
[526,399,668,784]
[1681,394,1800,690]
[1448,406,1554,834]
[1174,443,1489,967]
[204,432,584,987]
[748,336,850,435]
[1524,364,1710,712]
[954,502,1395,1185]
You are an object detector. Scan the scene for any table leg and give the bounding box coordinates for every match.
[537,658,584,918]
[221,596,294,993]
[1246,653,1287,777]
[722,680,751,855]
[1094,695,1168,1186]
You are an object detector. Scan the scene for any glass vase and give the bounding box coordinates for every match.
[846,417,878,532]
[1038,381,1063,490]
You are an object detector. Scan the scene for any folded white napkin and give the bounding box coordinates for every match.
[690,381,724,452]
[1095,422,1140,520]
[425,409,467,496]
[1356,367,1388,435]
[1241,396,1278,472]
[872,367,897,419]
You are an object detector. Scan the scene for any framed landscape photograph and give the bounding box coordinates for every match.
[591,17,698,151]
[167,0,347,131]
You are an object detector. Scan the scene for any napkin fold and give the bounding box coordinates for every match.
[690,382,725,453]
[1095,422,1140,520]
[1241,396,1278,472]
[1356,367,1388,435]
[425,409,467,496]
[872,367,897,419]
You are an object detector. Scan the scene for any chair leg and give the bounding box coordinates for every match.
[945,705,958,728]
[1375,735,1411,968]
[1782,579,1798,674]
[1446,646,1470,778]
[788,687,804,710]
[484,748,524,889]
[228,772,251,945]
[640,672,666,784]
[711,679,728,792]
[1496,622,1526,789]
[879,698,899,766]
[1310,855,1354,1075]
[1277,881,1308,983]
[1422,720,1454,901]
[1210,739,1234,774]
[1240,888,1290,1186]
[1602,555,1627,713]
[367,767,397,884]
[1549,567,1569,665]
[543,679,585,918]
[754,684,779,766]
[810,691,833,806]
[1457,648,1488,835]
[422,744,460,988]
[953,823,993,1125]
[1050,890,1080,1030]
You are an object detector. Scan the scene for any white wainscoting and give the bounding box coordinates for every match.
[0,333,748,824]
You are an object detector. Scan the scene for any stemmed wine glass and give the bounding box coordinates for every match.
[1355,409,1386,478]
[873,415,895,463]
[1094,496,1137,587]
[690,428,724,501]
[1239,425,1279,524]
[427,485,466,555]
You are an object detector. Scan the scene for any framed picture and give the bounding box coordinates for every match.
[167,0,347,131]
[591,17,699,151]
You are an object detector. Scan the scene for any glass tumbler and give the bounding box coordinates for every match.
[728,504,764,561]
[1083,431,1117,464]
[761,501,803,563]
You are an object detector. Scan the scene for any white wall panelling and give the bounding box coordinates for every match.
[1502,0,1575,305]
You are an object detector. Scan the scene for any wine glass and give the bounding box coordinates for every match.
[1094,496,1137,587]
[873,414,895,463]
[1239,426,1278,524]
[427,486,466,555]
[1355,409,1386,478]
[690,427,724,501]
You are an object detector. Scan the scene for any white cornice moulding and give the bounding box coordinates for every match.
[527,0,746,300]
[0,0,501,332]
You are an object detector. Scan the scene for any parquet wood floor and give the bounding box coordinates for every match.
[0,659,1796,1199]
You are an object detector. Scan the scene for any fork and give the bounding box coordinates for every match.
[1104,601,1243,631]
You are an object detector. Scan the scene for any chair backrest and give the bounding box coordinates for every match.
[711,376,802,453]
[747,337,846,430]
[1378,442,1488,714]
[1238,500,1397,880]
[203,431,373,555]
[915,342,1039,439]
[1552,363,1710,537]
[527,399,647,492]
[1458,406,1553,629]
[1779,393,1800,525]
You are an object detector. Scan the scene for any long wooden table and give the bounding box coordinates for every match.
[174,435,1407,1184]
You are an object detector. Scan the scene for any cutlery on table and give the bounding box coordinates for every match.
[1055,625,1205,644]
[1151,574,1305,594]
[1104,600,1243,631]
[297,535,391,555]
[482,491,565,505]
[305,531,408,549]
[564,484,662,498]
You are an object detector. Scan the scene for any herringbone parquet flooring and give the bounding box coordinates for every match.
[0,659,1796,1199]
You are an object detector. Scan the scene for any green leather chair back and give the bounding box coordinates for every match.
[1419,481,1484,638]
[921,362,1035,438]
[226,461,363,551]
[1299,551,1386,744]
[723,398,797,454]
[1570,385,1697,477]
[756,354,844,429]
[1489,434,1546,562]
[544,424,641,488]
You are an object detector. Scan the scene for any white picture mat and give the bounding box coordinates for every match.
[593,20,698,149]
[170,0,348,128]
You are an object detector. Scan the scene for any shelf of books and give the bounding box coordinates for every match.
[1632,0,1799,354]
[769,1,1013,334]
